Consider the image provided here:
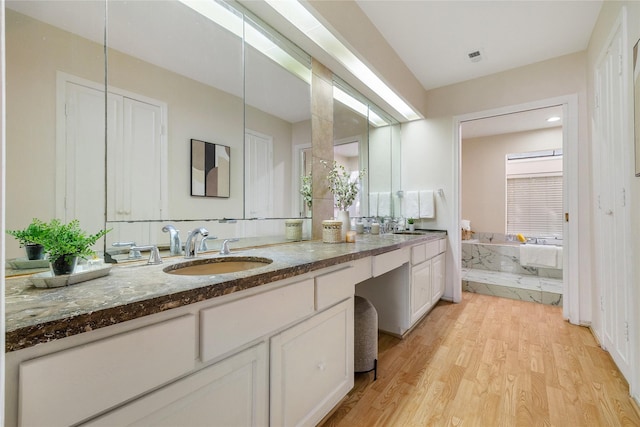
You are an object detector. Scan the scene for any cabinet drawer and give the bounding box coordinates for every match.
[411,243,426,265]
[439,238,447,254]
[425,240,440,259]
[201,279,314,362]
[19,315,196,427]
[372,248,408,277]
[315,258,371,311]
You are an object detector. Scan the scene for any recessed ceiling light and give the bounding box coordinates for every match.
[547,116,561,123]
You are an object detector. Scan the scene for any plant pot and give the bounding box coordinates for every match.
[51,255,78,276]
[408,224,415,232]
[25,243,45,260]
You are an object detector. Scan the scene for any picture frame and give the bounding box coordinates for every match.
[191,139,230,197]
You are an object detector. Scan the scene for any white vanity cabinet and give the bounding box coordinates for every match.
[270,298,354,427]
[356,237,446,337]
[84,342,269,427]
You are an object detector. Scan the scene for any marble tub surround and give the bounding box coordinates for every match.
[5,232,445,352]
[461,238,563,305]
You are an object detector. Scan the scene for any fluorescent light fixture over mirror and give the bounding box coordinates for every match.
[180,0,311,83]
[333,86,387,127]
[265,0,421,122]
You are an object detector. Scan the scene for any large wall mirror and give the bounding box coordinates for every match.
[5,0,397,263]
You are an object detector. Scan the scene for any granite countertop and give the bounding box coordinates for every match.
[5,232,445,352]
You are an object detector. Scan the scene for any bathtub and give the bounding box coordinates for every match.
[461,237,563,306]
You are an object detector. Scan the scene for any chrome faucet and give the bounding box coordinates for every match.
[184,228,209,258]
[162,225,183,256]
[220,238,239,255]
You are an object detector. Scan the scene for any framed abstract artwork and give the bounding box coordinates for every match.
[191,139,230,197]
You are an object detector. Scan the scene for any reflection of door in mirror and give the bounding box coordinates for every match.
[106,90,168,222]
[58,76,105,246]
[334,140,363,218]
[245,130,273,218]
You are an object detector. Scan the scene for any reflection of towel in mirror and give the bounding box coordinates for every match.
[419,190,434,218]
[403,191,419,219]
[519,244,559,268]
[369,193,378,217]
[378,192,391,217]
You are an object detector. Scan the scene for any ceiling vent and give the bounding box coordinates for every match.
[467,49,483,63]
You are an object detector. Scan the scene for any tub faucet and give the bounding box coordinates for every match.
[185,228,209,258]
[162,225,182,256]
[220,238,239,255]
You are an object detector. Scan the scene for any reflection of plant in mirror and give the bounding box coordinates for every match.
[300,173,313,209]
[7,218,47,247]
[321,160,367,211]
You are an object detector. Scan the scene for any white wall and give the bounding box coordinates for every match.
[586,0,640,404]
[401,52,589,308]
[462,127,563,233]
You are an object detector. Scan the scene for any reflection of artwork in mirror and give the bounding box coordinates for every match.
[634,38,640,176]
[191,139,231,198]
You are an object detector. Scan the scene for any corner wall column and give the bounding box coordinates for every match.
[311,59,334,239]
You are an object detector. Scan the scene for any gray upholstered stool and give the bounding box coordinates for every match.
[354,295,378,380]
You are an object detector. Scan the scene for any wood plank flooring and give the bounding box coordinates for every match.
[320,292,640,427]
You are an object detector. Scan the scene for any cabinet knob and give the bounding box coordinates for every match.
[318,363,326,371]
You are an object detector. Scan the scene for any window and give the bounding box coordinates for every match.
[506,151,563,237]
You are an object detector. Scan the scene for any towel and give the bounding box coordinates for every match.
[419,190,435,218]
[378,192,391,217]
[369,192,378,217]
[519,244,559,268]
[403,191,420,219]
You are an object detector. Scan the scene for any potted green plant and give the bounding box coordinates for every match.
[321,160,366,239]
[300,173,313,216]
[38,219,110,275]
[407,218,415,232]
[7,218,47,260]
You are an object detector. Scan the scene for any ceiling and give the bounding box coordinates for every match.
[355,0,603,91]
[352,1,602,137]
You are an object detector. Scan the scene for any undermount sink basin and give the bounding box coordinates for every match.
[393,231,426,235]
[164,256,273,276]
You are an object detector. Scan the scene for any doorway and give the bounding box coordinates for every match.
[460,106,564,306]
[453,95,580,324]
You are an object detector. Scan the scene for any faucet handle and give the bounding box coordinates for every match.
[131,245,162,265]
[112,241,141,259]
[199,236,218,252]
[220,238,240,255]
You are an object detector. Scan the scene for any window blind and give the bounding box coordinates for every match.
[506,175,563,237]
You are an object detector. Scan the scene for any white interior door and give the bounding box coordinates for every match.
[593,21,632,380]
[63,80,106,241]
[107,97,164,221]
[245,130,273,218]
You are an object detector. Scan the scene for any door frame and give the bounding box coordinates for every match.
[453,94,581,324]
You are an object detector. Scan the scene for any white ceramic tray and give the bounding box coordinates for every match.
[30,264,113,288]
[7,258,50,270]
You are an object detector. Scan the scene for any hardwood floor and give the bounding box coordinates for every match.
[320,292,640,427]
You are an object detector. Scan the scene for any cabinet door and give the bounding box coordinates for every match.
[431,253,445,305]
[270,298,354,427]
[83,343,268,427]
[410,260,432,324]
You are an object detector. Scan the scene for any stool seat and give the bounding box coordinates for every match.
[354,295,378,380]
